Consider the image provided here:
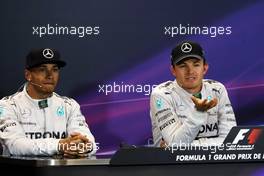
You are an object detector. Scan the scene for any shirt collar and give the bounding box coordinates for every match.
[173,79,205,98]
[23,83,53,109]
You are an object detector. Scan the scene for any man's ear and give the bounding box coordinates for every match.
[170,65,177,77]
[203,63,209,75]
[25,69,31,81]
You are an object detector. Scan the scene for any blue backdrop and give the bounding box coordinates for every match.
[0,0,264,155]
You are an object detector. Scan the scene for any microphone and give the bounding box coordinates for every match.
[29,81,42,88]
[27,81,48,109]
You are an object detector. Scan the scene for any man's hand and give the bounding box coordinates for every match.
[160,139,168,148]
[191,96,218,112]
[58,132,93,158]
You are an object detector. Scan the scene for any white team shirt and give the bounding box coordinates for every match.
[150,79,237,147]
[0,84,96,156]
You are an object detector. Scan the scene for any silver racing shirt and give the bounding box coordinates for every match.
[150,79,237,147]
[0,84,95,156]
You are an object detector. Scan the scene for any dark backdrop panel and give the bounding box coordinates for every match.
[0,0,263,154]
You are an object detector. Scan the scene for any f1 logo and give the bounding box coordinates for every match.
[232,128,262,144]
[232,129,249,144]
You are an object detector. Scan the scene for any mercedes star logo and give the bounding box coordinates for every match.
[43,48,54,59]
[181,43,192,53]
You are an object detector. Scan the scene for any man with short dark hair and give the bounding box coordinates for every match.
[0,48,96,157]
[150,41,237,147]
